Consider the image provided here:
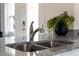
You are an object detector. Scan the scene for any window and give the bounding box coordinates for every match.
[4,3,15,55]
[4,3,15,36]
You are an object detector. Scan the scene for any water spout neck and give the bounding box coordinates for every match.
[30,28,44,42]
[29,21,44,42]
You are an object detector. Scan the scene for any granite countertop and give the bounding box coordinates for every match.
[0,30,79,56]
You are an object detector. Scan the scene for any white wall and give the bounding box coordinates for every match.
[39,3,74,32]
[74,3,79,30]
[27,3,39,41]
[15,3,27,42]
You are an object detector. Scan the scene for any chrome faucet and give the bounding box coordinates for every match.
[29,21,44,42]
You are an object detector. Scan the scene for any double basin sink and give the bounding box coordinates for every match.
[5,40,73,52]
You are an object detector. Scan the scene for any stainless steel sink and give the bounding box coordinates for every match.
[35,40,73,48]
[5,40,73,52]
[5,42,47,52]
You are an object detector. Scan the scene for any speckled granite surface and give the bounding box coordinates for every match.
[0,30,79,56]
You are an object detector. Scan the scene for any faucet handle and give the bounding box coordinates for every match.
[39,28,44,33]
[31,21,34,25]
[30,21,34,34]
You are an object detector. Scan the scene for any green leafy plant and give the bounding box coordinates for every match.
[47,11,74,30]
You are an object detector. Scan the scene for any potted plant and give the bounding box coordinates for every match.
[47,11,74,36]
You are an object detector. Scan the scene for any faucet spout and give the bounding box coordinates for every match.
[30,28,44,42]
[29,21,44,42]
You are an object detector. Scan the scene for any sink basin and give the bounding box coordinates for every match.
[5,42,47,52]
[5,40,73,52]
[35,40,73,48]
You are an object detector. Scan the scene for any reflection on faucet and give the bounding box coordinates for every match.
[29,21,44,42]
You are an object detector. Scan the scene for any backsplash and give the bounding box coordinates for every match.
[39,30,79,41]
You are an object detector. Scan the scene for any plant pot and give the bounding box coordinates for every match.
[55,20,69,36]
